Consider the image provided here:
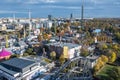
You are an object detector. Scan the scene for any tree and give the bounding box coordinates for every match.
[94,64,100,73]
[109,52,117,63]
[102,43,108,50]
[50,51,56,60]
[106,67,120,80]
[43,33,52,40]
[101,55,108,63]
[97,57,104,68]
[93,57,104,74]
[38,34,43,42]
[115,32,120,41]
[80,48,89,57]
[113,44,119,51]
[59,54,65,64]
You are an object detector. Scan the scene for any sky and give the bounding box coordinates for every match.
[0,0,120,18]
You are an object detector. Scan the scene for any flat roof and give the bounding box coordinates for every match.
[1,58,36,69]
[46,42,81,49]
[87,55,99,62]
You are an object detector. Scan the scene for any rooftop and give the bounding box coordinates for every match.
[1,58,35,69]
[87,55,99,62]
[46,42,81,49]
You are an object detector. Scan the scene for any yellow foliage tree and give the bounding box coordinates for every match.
[109,52,117,63]
[94,64,100,72]
[59,54,65,64]
[93,56,105,74]
[102,43,108,49]
[113,44,119,51]
[101,55,108,63]
[50,51,56,60]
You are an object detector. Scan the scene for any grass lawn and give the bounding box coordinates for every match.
[95,64,120,80]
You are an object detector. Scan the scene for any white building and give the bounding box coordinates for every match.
[46,42,82,59]
[87,55,99,68]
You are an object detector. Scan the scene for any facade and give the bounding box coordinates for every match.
[87,55,99,68]
[0,24,7,31]
[45,42,81,59]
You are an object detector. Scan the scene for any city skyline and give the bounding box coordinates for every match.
[0,0,120,18]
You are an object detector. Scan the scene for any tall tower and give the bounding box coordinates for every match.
[70,13,73,20]
[54,20,57,36]
[48,15,52,21]
[13,13,15,23]
[81,0,84,28]
[29,10,32,35]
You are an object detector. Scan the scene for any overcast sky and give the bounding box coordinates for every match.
[0,0,120,18]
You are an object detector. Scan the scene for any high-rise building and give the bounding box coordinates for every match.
[48,15,52,21]
[70,13,73,20]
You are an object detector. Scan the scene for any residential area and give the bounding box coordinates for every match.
[0,16,120,80]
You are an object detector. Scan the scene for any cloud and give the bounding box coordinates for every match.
[23,0,57,4]
[40,5,95,10]
[0,11,28,13]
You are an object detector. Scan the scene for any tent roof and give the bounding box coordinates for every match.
[0,48,11,57]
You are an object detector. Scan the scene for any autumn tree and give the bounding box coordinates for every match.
[38,34,43,42]
[102,43,108,50]
[115,32,120,41]
[101,55,108,63]
[109,52,117,63]
[59,54,65,64]
[80,48,89,57]
[113,44,119,51]
[50,51,56,60]
[93,57,105,74]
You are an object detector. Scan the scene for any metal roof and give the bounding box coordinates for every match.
[1,58,35,69]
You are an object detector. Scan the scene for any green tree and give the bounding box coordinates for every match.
[80,48,89,57]
[106,67,120,80]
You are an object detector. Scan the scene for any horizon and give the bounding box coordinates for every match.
[0,0,120,18]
